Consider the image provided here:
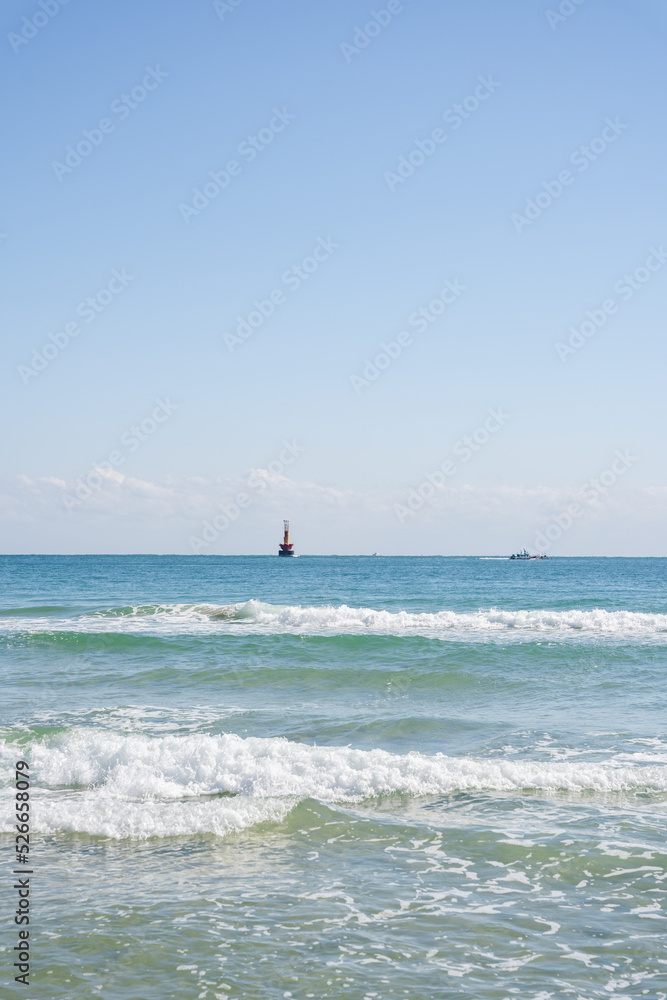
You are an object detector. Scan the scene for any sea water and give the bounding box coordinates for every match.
[1,555,666,999]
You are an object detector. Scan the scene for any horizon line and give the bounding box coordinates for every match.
[0,553,664,559]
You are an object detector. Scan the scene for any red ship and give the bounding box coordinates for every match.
[278,519,295,557]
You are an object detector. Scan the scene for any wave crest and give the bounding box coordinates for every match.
[1,730,666,839]
[198,601,667,637]
[2,600,666,639]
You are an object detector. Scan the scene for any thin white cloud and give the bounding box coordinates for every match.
[0,471,664,555]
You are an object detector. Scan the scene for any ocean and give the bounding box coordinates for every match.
[1,555,666,999]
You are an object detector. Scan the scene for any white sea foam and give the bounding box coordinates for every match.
[205,601,667,637]
[1,600,666,640]
[1,730,666,839]
[24,794,292,839]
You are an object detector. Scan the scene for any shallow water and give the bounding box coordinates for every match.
[1,555,666,998]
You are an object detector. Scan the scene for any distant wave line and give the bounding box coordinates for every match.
[0,600,666,639]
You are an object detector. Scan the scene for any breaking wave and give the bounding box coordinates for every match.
[1,601,667,640]
[199,601,667,636]
[2,729,666,839]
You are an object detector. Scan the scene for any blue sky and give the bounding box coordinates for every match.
[1,0,666,554]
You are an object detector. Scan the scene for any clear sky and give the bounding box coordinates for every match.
[1,0,666,555]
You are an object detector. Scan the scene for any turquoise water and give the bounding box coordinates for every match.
[1,555,666,999]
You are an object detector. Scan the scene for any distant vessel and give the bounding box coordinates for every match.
[510,548,549,560]
[278,519,295,557]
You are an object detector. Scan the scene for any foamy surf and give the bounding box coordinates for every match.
[202,601,667,637]
[1,600,667,640]
[2,730,667,839]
